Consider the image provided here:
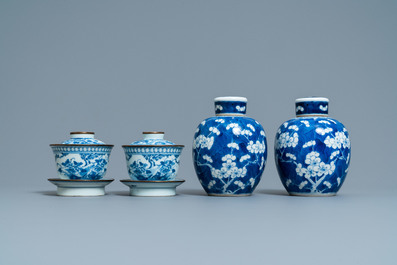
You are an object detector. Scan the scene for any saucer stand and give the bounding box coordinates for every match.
[120,179,185,197]
[48,179,114,196]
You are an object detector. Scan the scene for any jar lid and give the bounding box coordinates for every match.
[214,96,248,102]
[214,96,247,116]
[295,97,329,116]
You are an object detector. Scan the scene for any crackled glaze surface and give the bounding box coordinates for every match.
[193,97,267,196]
[50,133,113,180]
[275,98,351,196]
[123,132,183,181]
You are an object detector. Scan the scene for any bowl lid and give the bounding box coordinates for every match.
[51,132,109,146]
[124,132,184,147]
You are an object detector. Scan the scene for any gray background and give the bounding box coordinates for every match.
[0,0,396,264]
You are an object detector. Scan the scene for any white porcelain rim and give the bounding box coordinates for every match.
[214,96,247,102]
[295,97,329,103]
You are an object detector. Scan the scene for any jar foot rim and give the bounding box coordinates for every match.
[288,192,337,197]
[207,193,252,197]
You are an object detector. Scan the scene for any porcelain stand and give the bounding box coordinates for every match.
[48,179,114,197]
[120,179,185,197]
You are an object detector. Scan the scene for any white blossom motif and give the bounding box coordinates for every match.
[294,152,336,192]
[296,106,304,112]
[226,123,242,136]
[330,151,340,159]
[288,125,299,131]
[227,142,239,150]
[286,179,292,187]
[194,118,267,195]
[315,127,333,135]
[319,105,328,111]
[283,122,288,128]
[247,140,266,153]
[208,180,216,189]
[222,154,236,163]
[247,124,256,131]
[328,119,337,124]
[241,129,253,136]
[299,181,308,189]
[301,120,310,127]
[193,135,214,150]
[236,106,246,112]
[323,181,332,188]
[215,105,223,111]
[234,180,245,189]
[305,151,321,168]
[259,156,265,170]
[203,155,213,163]
[277,132,299,149]
[209,127,220,135]
[201,121,206,126]
[324,132,350,149]
[286,153,296,160]
[275,116,350,195]
[318,161,335,176]
[302,140,316,148]
[210,154,247,181]
[240,154,250,162]
[319,120,331,125]
[296,163,306,176]
[249,178,255,188]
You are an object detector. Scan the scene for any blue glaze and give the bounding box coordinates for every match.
[215,99,247,115]
[62,138,105,145]
[50,132,113,180]
[123,146,183,181]
[295,98,328,116]
[52,146,112,180]
[193,97,267,196]
[130,139,175,145]
[275,98,351,196]
[123,132,183,181]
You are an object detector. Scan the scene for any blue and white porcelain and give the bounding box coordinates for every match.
[275,97,351,196]
[193,97,268,196]
[50,132,114,180]
[120,179,185,196]
[122,132,184,181]
[48,178,114,196]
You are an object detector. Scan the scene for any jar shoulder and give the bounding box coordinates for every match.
[277,117,348,135]
[197,116,264,130]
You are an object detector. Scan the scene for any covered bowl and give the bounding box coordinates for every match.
[50,132,113,180]
[122,132,184,181]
